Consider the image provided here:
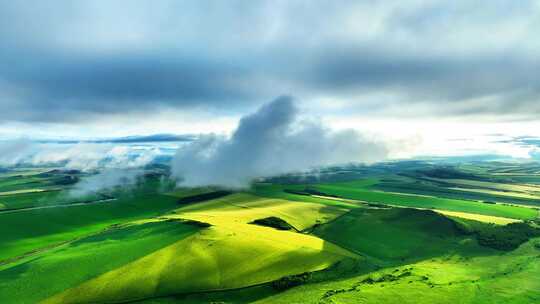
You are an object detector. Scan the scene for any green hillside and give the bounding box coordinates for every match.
[1,163,540,303]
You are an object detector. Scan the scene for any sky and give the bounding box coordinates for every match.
[1,0,540,160]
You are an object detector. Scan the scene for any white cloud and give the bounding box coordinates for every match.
[171,96,388,188]
[69,168,143,197]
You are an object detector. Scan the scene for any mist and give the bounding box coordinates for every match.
[68,168,143,198]
[171,96,387,188]
[0,139,164,196]
[0,139,35,166]
[0,140,162,170]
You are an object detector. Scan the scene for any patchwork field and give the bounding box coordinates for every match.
[0,221,201,303]
[1,162,540,303]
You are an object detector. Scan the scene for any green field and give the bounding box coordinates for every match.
[252,181,538,221]
[0,193,181,262]
[252,239,540,304]
[312,183,537,220]
[312,207,472,262]
[1,162,540,303]
[0,220,200,303]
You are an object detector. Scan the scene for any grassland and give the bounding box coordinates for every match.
[42,194,357,304]
[0,192,183,262]
[0,190,63,210]
[252,238,540,304]
[312,207,477,262]
[252,181,538,221]
[0,220,201,303]
[137,211,540,304]
[1,162,540,303]
[310,183,538,220]
[172,193,349,231]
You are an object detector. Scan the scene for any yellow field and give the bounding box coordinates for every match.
[434,210,521,225]
[311,194,365,205]
[431,178,540,194]
[173,193,350,231]
[0,189,47,196]
[448,187,540,200]
[43,194,358,304]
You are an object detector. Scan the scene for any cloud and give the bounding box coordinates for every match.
[38,143,166,197]
[1,0,539,126]
[0,139,171,197]
[37,134,195,144]
[69,168,143,197]
[309,51,540,115]
[0,139,35,165]
[87,134,195,144]
[171,96,387,188]
[0,140,164,170]
[492,136,540,160]
[492,136,540,148]
[0,52,258,122]
[529,149,540,160]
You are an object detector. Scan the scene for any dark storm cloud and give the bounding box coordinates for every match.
[309,50,540,114]
[5,54,244,101]
[0,0,539,123]
[37,133,195,144]
[0,51,260,121]
[312,52,533,99]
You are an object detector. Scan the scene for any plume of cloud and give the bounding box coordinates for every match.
[69,168,143,197]
[0,139,164,197]
[30,143,111,170]
[171,96,387,188]
[0,141,161,171]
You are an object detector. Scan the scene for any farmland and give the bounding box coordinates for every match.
[0,161,539,303]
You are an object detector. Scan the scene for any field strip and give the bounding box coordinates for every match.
[0,189,48,196]
[309,194,524,225]
[428,177,540,192]
[0,198,117,215]
[496,201,540,210]
[433,210,521,225]
[310,194,366,204]
[447,187,540,200]
[0,221,130,268]
[378,203,522,225]
[308,194,389,209]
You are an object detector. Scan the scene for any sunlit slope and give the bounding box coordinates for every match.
[173,193,349,231]
[0,193,180,262]
[434,210,521,225]
[132,211,540,304]
[253,238,540,304]
[0,221,200,304]
[43,194,357,304]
